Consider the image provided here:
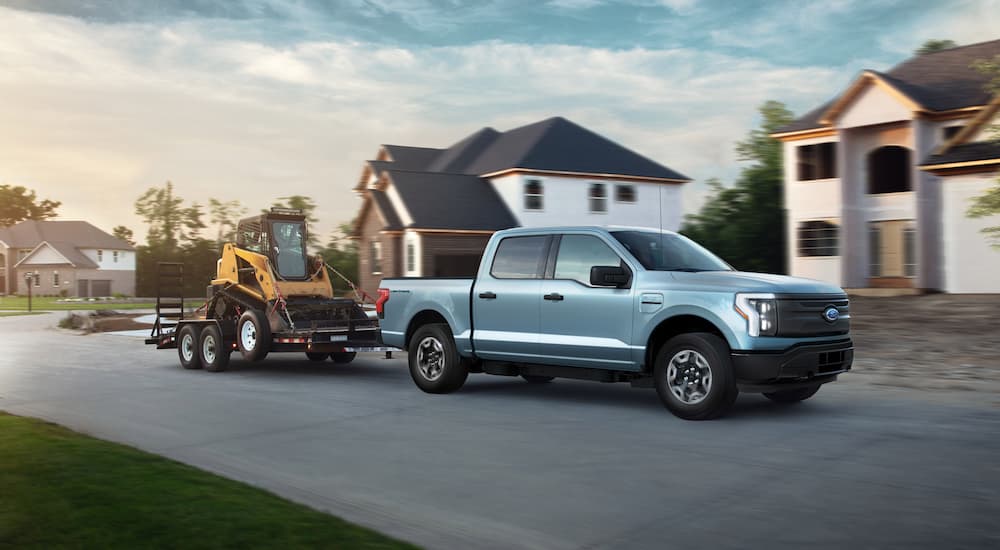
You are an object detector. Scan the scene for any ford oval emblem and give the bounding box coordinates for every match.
[822,306,840,323]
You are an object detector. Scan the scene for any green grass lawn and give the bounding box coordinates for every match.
[0,412,418,549]
[0,296,155,311]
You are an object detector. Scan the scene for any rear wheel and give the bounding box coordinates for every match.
[331,352,357,364]
[177,325,202,370]
[408,324,467,394]
[764,384,821,403]
[654,332,738,420]
[237,309,270,362]
[305,352,329,362]
[521,374,554,384]
[200,324,230,372]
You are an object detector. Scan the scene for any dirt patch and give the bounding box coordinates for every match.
[849,294,1000,393]
[59,311,153,333]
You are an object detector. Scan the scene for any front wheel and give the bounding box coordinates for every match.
[654,332,738,420]
[237,309,270,362]
[408,324,468,394]
[764,384,821,403]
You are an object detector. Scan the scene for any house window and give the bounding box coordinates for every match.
[869,225,882,277]
[524,179,544,211]
[942,126,963,141]
[903,227,916,278]
[797,221,839,257]
[53,271,59,287]
[370,241,382,275]
[867,146,912,194]
[33,273,40,287]
[589,183,607,213]
[797,142,837,181]
[97,250,103,262]
[406,242,415,273]
[615,184,636,203]
[113,251,119,263]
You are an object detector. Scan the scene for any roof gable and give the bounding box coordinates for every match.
[14,241,99,269]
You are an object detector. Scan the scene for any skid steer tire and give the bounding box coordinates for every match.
[237,309,270,362]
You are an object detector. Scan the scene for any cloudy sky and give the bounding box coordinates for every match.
[1,0,998,243]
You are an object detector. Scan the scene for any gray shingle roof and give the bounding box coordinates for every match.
[426,127,500,174]
[921,140,1000,166]
[0,220,133,250]
[382,145,442,171]
[386,170,517,231]
[14,241,100,268]
[777,39,1000,134]
[369,190,403,231]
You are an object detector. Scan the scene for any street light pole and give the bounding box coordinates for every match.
[24,273,33,312]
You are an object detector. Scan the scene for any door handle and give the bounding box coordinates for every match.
[478,291,497,299]
[543,293,564,301]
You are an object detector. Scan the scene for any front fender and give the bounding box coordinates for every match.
[640,303,742,351]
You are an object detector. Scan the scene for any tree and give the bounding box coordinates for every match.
[916,39,957,55]
[680,100,794,273]
[318,222,359,295]
[269,195,319,247]
[208,198,247,244]
[0,184,60,227]
[112,225,135,246]
[135,181,186,249]
[966,55,1000,246]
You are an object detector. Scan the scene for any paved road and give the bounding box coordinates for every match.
[2,312,998,549]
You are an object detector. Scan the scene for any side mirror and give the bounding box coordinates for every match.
[590,265,629,288]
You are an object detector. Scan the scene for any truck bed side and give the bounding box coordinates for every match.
[378,278,475,355]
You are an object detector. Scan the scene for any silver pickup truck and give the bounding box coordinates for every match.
[377,226,853,420]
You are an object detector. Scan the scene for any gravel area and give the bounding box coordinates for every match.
[848,294,1000,394]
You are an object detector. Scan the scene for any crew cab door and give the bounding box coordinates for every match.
[537,234,636,370]
[471,235,550,361]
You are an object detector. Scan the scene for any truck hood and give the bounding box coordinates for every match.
[647,270,846,295]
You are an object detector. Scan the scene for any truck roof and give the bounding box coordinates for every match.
[494,225,681,237]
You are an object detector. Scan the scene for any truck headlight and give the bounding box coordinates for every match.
[735,293,777,337]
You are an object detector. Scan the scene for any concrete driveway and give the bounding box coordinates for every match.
[1,312,998,549]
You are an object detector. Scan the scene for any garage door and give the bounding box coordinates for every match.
[91,280,112,297]
[432,255,481,277]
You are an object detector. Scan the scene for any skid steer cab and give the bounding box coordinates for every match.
[146,207,391,371]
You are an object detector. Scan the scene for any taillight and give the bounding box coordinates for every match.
[375,288,390,318]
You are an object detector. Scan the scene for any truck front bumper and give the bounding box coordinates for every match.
[730,338,853,392]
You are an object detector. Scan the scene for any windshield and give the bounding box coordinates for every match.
[270,220,307,278]
[611,231,732,272]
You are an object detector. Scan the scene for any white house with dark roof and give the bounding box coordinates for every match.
[0,220,136,297]
[772,38,1000,293]
[351,116,689,294]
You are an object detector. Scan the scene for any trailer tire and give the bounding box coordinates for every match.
[200,324,230,372]
[305,352,329,361]
[408,323,467,394]
[331,352,357,364]
[177,325,202,370]
[237,309,270,362]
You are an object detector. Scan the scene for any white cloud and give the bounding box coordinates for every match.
[0,6,867,244]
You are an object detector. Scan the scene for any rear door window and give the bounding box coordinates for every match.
[490,236,549,279]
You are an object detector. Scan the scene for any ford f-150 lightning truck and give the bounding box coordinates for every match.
[377,226,853,420]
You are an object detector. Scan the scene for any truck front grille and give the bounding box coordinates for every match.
[775,294,850,337]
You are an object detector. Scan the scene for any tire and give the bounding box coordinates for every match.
[306,352,329,362]
[237,309,270,362]
[764,384,821,403]
[653,332,738,420]
[408,323,468,394]
[200,324,231,372]
[521,374,554,384]
[177,325,202,370]
[331,352,357,364]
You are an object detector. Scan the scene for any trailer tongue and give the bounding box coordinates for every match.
[145,207,393,371]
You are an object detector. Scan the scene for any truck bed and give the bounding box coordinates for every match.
[377,278,474,352]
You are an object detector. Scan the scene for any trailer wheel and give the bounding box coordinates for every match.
[331,352,357,364]
[177,325,202,370]
[237,309,270,362]
[408,323,468,394]
[200,324,230,372]
[305,352,329,362]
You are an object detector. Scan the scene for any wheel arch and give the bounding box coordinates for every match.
[404,309,452,351]
[644,311,736,373]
